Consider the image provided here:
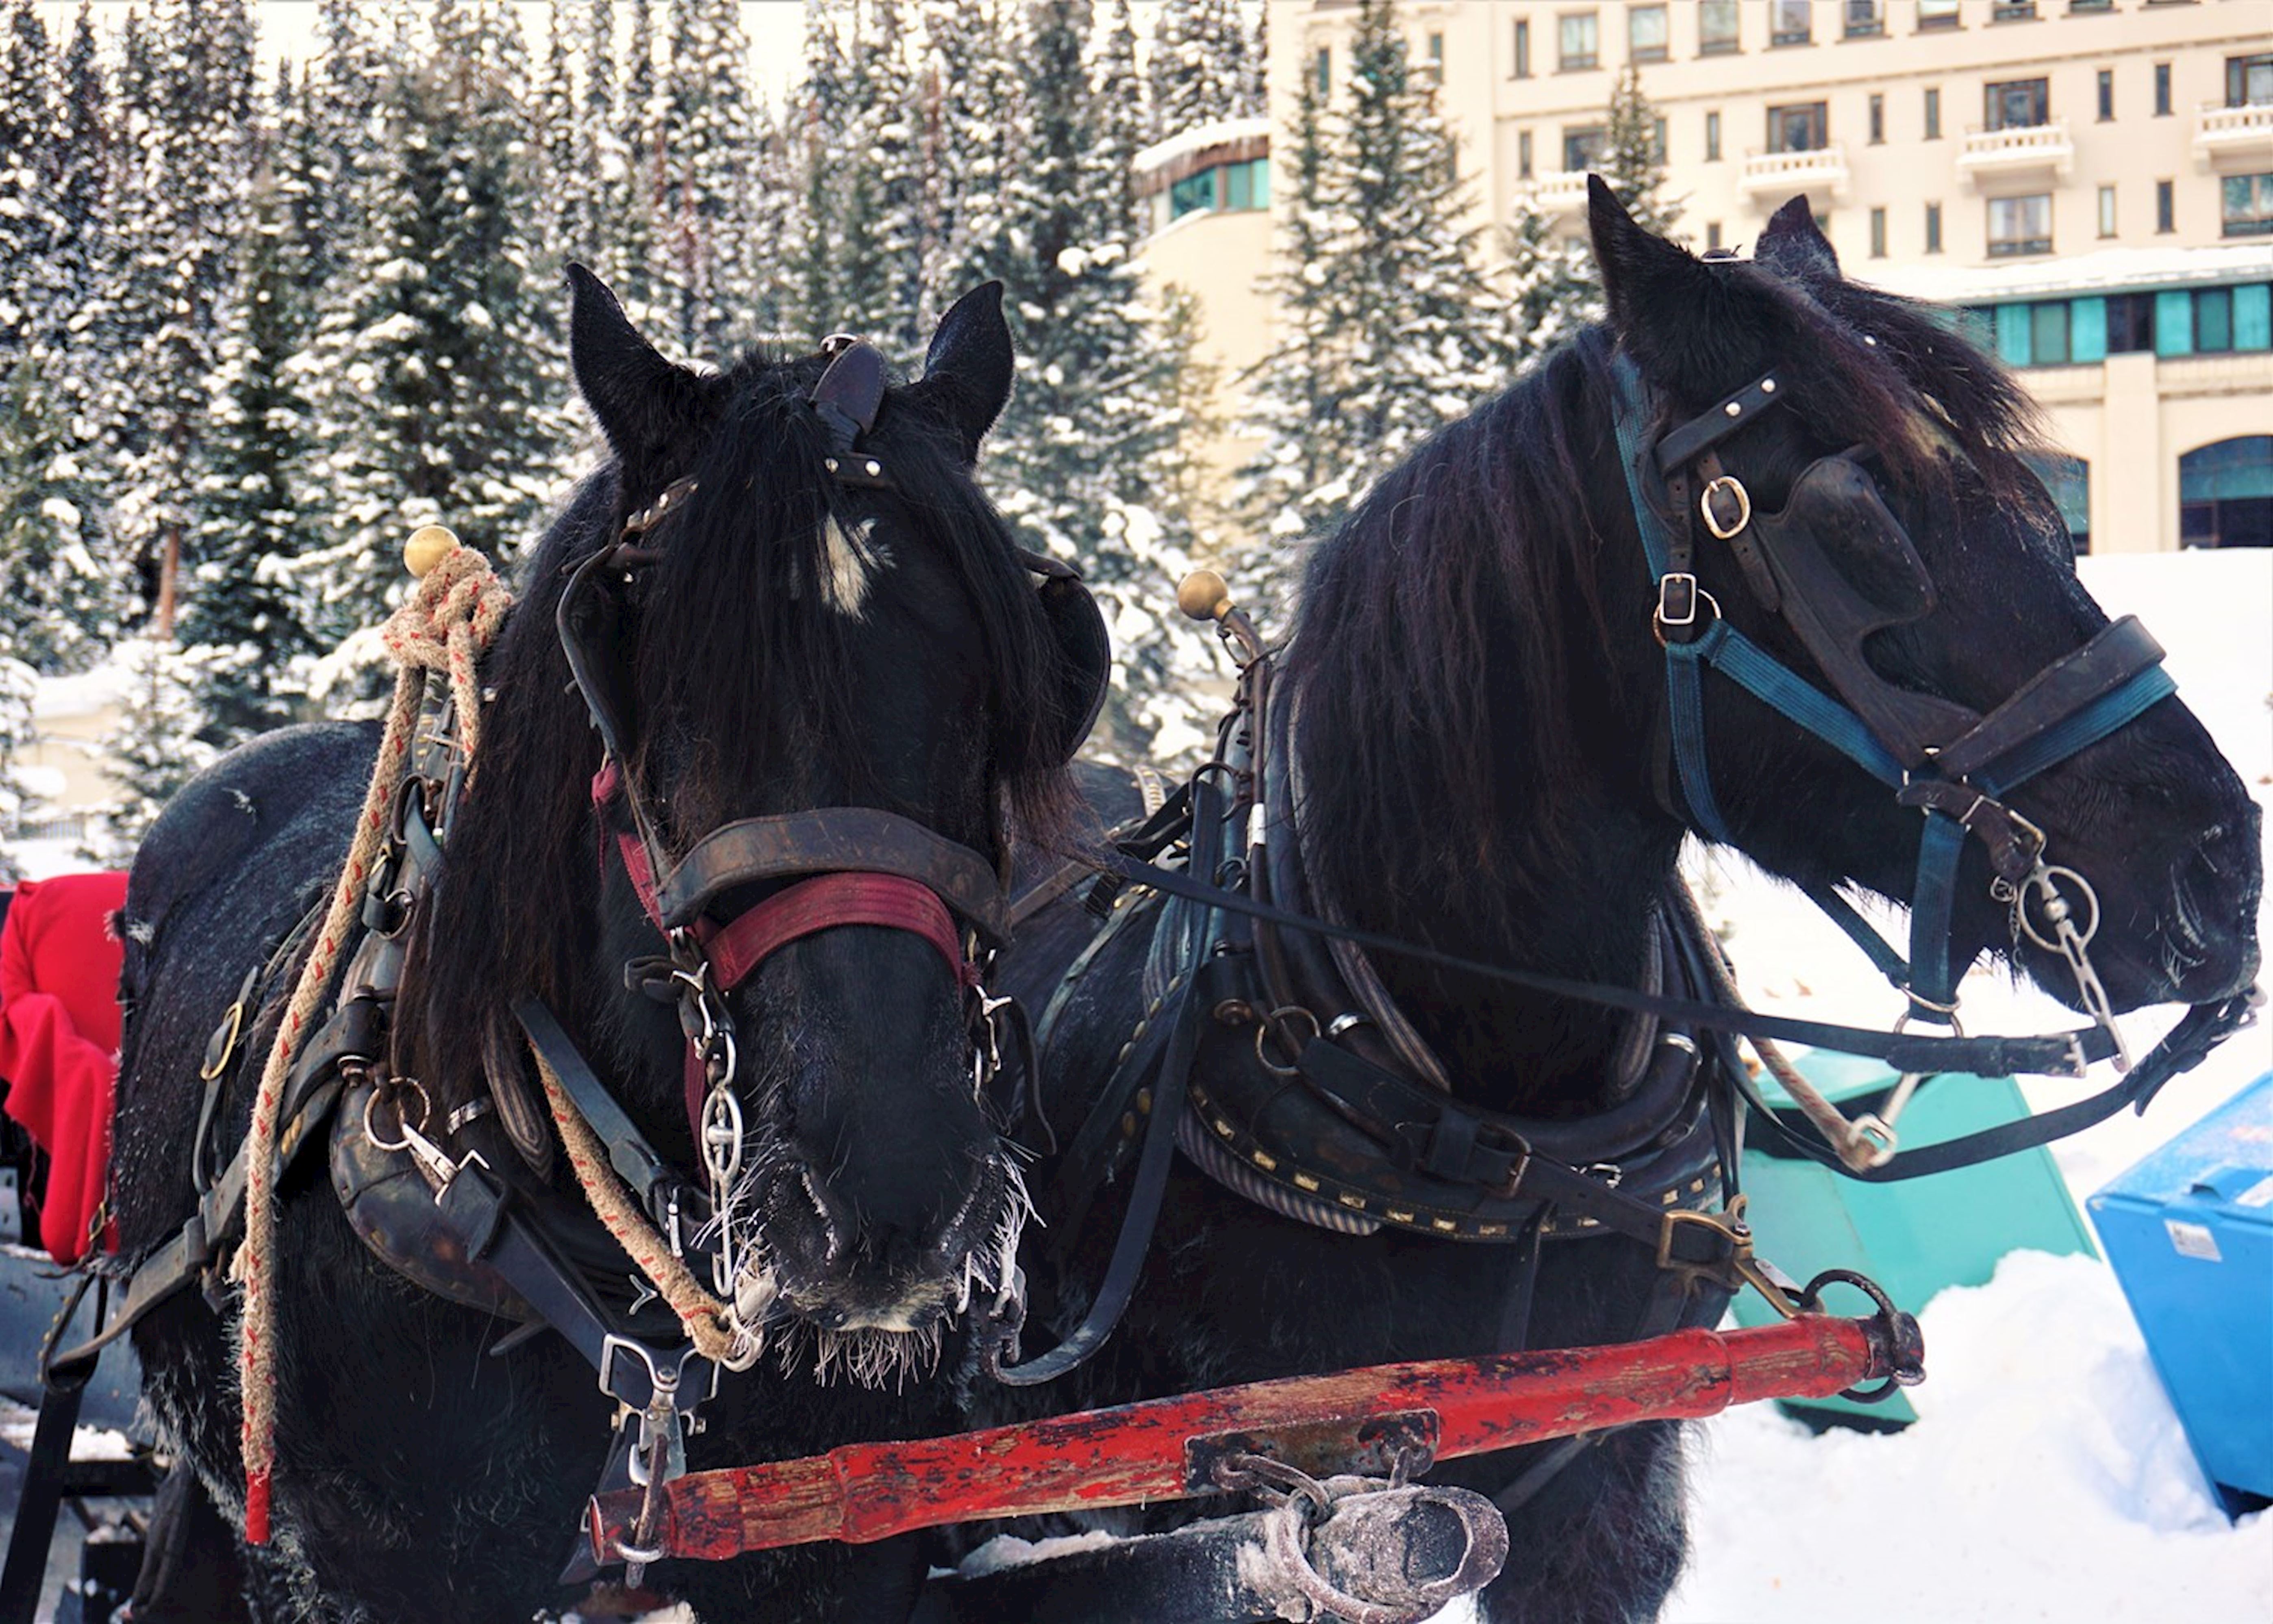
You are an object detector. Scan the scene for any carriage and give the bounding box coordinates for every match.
[2,182,2260,1624]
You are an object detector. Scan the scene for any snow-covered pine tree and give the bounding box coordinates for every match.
[916,0,1017,321]
[1501,198,1598,366]
[0,0,57,357]
[0,345,113,672]
[531,0,582,268]
[45,4,110,367]
[303,0,390,292]
[289,0,572,703]
[0,653,35,882]
[781,0,852,344]
[981,0,1215,761]
[93,636,212,864]
[1234,56,1338,605]
[1599,61,1681,241]
[658,0,761,355]
[1238,0,1509,574]
[1146,0,1254,141]
[100,0,259,639]
[614,0,667,326]
[838,0,928,359]
[179,74,322,747]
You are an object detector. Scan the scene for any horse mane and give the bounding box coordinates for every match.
[400,347,1073,1101]
[1280,262,2056,929]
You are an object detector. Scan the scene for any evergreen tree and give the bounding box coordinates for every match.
[46,5,111,366]
[1600,62,1681,241]
[0,653,35,882]
[917,0,1017,320]
[94,636,212,864]
[1147,0,1255,140]
[1236,0,1510,584]
[1500,199,1597,366]
[180,91,322,746]
[0,347,113,671]
[658,0,760,354]
[783,0,852,344]
[614,0,667,327]
[290,0,571,702]
[984,0,1214,760]
[0,0,56,356]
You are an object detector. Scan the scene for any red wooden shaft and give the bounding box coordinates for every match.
[590,1314,1896,1564]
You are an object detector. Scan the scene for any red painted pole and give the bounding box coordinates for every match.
[589,1312,1915,1566]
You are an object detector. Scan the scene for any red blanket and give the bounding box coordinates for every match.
[0,871,128,1264]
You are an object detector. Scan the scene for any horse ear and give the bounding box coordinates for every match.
[566,263,705,471]
[1586,175,1721,361]
[1756,194,1841,281]
[907,280,1015,462]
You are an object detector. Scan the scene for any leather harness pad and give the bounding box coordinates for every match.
[654,805,1010,943]
[1748,455,1974,766]
[1933,615,2166,783]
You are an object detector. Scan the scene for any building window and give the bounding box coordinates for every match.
[1169,168,1219,219]
[1986,79,2050,130]
[1771,1,1813,46]
[1226,158,1269,211]
[1630,4,1669,63]
[1519,129,1534,179]
[2224,174,2273,237]
[2106,293,2156,353]
[2154,63,2171,117]
[1988,193,2052,256]
[1316,46,1331,96]
[1706,110,1723,161]
[1168,159,1271,222]
[1925,200,1943,252]
[1428,32,1445,66]
[2098,184,2117,237]
[1652,117,1669,162]
[1707,221,1724,250]
[2179,437,2273,550]
[1869,93,1884,143]
[1870,206,1887,256]
[2069,0,2114,11]
[1844,1,1885,37]
[1564,125,1608,172]
[1768,102,1830,153]
[2196,287,2234,353]
[1918,0,1961,30]
[2157,178,2175,233]
[1700,0,1741,53]
[2240,285,2273,350]
[2031,300,2071,364]
[2230,55,2273,108]
[2097,69,2113,121]
[1560,11,1600,72]
[1514,18,1531,77]
[1924,87,1941,140]
[1991,1,2038,21]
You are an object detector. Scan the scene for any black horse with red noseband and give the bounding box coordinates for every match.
[95,274,1107,1621]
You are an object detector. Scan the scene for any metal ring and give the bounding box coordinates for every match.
[700,1084,745,1186]
[361,1078,432,1154]
[2018,864,2100,951]
[199,1001,244,1081]
[1650,587,1722,648]
[1255,1006,1321,1078]
[1699,475,1752,539]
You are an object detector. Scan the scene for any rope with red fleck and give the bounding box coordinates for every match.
[231,546,511,1544]
[529,1048,745,1368]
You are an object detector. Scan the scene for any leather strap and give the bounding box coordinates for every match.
[653,807,1010,942]
[704,872,972,990]
[1933,615,2167,784]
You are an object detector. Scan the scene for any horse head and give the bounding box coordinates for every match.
[1587,178,2260,1015]
[412,274,1103,1383]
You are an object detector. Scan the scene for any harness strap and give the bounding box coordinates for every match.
[704,872,973,991]
[516,1000,705,1242]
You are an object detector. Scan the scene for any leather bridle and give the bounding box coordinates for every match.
[1609,353,2177,1083]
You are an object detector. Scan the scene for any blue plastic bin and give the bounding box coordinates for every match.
[2088,1070,2273,1516]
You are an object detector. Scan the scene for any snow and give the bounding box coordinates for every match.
[1132,115,1271,178]
[1865,241,2273,305]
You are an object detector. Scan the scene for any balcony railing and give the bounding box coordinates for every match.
[1738,145,1849,200]
[2194,102,2273,167]
[1511,170,1592,219]
[1956,120,2074,180]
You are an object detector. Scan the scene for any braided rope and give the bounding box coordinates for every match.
[529,1048,743,1367]
[233,547,513,1544]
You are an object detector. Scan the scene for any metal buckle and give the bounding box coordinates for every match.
[1652,577,1719,646]
[1699,475,1752,539]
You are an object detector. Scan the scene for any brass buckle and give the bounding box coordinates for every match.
[199,1001,245,1082]
[1654,1196,1804,1317]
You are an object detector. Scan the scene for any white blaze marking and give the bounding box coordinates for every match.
[821,515,888,618]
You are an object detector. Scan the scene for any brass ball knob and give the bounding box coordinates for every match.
[404,524,460,578]
[1176,569,1232,622]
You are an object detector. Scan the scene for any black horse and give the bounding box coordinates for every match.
[104,274,1102,1620]
[980,185,2262,1622]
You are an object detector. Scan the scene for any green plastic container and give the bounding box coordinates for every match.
[1727,1050,2097,1425]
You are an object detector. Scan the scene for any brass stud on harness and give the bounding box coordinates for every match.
[404,524,460,578]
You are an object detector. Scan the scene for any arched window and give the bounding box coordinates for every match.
[2179,436,2273,549]
[2022,452,2090,554]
